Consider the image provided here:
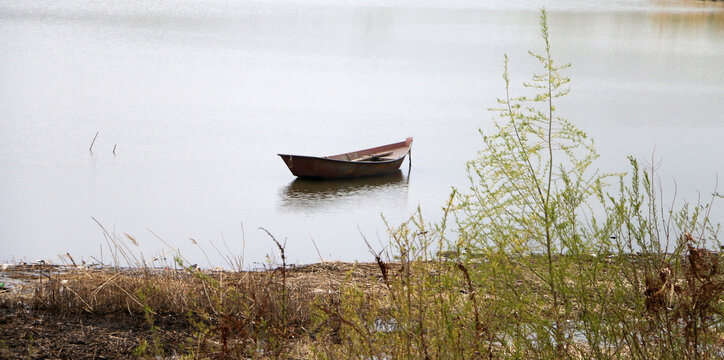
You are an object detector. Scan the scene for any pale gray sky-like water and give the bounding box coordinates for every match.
[1,0,722,267]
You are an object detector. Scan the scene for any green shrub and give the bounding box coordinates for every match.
[314,8,722,360]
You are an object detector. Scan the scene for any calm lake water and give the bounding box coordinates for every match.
[1,0,723,267]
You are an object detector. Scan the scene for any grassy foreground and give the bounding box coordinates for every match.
[0,250,722,359]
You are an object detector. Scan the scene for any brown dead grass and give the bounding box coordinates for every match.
[0,261,389,359]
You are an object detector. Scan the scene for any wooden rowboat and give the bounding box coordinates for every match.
[278,137,413,179]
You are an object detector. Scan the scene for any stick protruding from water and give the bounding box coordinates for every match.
[89,131,99,152]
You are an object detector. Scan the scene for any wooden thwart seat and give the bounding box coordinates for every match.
[352,151,394,162]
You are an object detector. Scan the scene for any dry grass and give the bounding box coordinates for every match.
[0,261,390,358]
[3,262,388,320]
[1,252,722,359]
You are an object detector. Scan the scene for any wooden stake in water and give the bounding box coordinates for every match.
[113,144,117,155]
[89,131,99,152]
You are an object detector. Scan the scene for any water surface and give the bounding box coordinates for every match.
[1,0,722,266]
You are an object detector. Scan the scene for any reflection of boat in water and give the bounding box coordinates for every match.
[279,170,408,210]
[284,170,405,200]
[278,137,413,179]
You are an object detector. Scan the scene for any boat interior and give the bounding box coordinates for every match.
[324,140,411,162]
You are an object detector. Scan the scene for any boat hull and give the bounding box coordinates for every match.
[278,137,412,179]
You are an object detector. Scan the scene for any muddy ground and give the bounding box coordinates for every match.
[0,307,190,359]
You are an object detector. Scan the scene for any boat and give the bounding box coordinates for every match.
[278,137,413,179]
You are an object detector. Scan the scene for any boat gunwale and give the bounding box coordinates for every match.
[276,153,407,165]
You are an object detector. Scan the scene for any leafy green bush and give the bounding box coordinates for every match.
[313,8,722,360]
